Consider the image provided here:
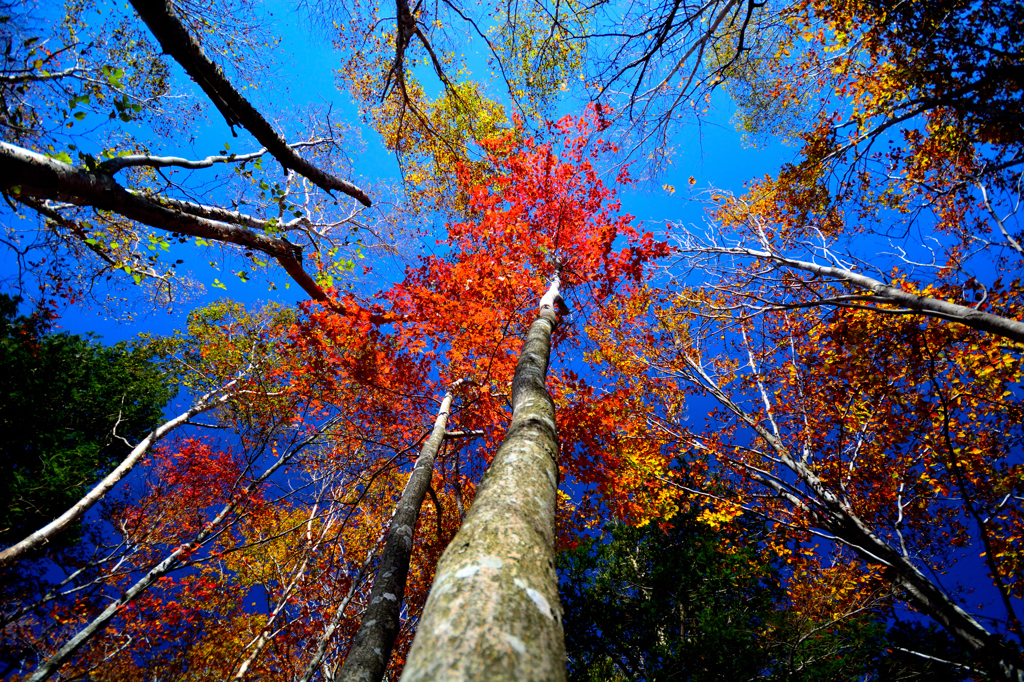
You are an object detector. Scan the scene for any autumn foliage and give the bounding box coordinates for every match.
[3,0,1024,678]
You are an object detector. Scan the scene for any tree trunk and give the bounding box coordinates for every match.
[335,385,460,682]
[399,276,566,682]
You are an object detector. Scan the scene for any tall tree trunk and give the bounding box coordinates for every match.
[399,276,566,682]
[335,384,461,682]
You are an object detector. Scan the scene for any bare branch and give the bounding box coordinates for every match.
[0,140,330,302]
[97,139,329,175]
[673,237,1024,344]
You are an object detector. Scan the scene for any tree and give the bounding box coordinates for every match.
[588,0,1024,676]
[587,271,1024,678]
[4,0,1023,678]
[321,0,592,215]
[335,381,471,682]
[1,0,684,678]
[0,0,377,312]
[560,510,973,681]
[401,273,568,681]
[560,511,785,681]
[0,294,175,545]
[701,0,1024,307]
[370,109,664,679]
[0,293,450,680]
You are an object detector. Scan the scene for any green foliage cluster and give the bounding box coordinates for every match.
[0,294,176,545]
[558,511,971,682]
[560,511,780,681]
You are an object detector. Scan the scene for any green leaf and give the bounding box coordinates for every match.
[0,297,175,545]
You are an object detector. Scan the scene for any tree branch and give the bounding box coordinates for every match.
[0,384,236,568]
[127,0,372,206]
[97,139,328,175]
[676,242,1024,344]
[0,140,332,302]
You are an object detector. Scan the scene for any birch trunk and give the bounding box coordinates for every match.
[335,386,459,682]
[25,420,331,682]
[399,277,566,682]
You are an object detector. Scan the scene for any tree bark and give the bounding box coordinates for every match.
[127,0,371,206]
[399,277,566,682]
[335,384,461,682]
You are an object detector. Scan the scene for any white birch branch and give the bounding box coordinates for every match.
[0,383,236,567]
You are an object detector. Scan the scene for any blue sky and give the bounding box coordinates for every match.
[18,0,796,344]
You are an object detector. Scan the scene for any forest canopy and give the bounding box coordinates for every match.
[1,0,1022,680]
